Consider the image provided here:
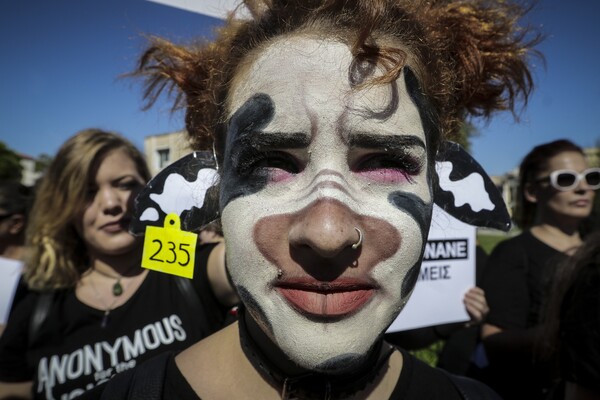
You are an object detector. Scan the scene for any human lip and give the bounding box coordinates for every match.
[100,219,127,233]
[571,199,591,207]
[275,278,377,320]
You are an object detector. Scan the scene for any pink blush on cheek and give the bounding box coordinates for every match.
[355,169,411,184]
[268,168,297,183]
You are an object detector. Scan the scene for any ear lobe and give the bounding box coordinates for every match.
[8,214,25,235]
[523,183,538,203]
[433,141,511,232]
[129,151,220,235]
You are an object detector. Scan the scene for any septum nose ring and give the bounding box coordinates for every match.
[352,227,363,249]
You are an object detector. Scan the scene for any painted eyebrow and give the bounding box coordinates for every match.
[347,133,426,152]
[236,131,311,150]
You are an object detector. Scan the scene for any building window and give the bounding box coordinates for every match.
[157,148,170,169]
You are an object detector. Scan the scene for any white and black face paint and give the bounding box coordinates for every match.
[220,35,433,373]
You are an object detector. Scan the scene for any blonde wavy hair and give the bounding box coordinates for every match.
[133,0,541,161]
[24,129,151,290]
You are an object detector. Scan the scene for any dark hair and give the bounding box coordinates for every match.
[538,231,600,365]
[0,181,34,217]
[25,129,151,290]
[133,0,540,165]
[514,139,584,229]
[201,219,223,236]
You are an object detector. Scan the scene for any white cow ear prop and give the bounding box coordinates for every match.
[433,141,511,231]
[129,151,220,236]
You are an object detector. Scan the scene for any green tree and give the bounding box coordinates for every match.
[0,141,23,182]
[582,139,600,234]
[35,153,53,173]
[454,121,479,153]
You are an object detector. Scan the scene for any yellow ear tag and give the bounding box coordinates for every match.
[142,213,197,279]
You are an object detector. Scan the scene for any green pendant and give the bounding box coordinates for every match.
[112,280,123,296]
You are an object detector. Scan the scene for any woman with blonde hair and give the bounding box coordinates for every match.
[0,129,236,399]
[91,0,541,398]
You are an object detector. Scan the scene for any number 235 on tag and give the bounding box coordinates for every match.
[142,213,197,279]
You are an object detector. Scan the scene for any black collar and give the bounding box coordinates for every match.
[238,308,394,399]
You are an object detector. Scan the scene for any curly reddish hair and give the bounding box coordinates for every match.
[133,0,541,161]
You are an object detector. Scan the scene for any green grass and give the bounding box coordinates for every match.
[410,341,445,367]
[477,232,512,254]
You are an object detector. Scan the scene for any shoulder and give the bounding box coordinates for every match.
[392,348,461,398]
[92,351,176,400]
[489,232,529,254]
[175,322,278,399]
[394,349,500,399]
[176,322,238,380]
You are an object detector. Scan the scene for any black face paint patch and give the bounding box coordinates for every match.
[220,93,276,208]
[401,260,422,298]
[388,191,433,243]
[237,285,274,334]
[404,67,439,167]
[387,191,432,297]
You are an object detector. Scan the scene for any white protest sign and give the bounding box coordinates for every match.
[387,204,476,332]
[145,0,251,19]
[0,257,23,324]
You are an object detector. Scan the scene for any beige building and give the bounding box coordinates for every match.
[18,153,43,187]
[585,145,599,167]
[144,131,191,177]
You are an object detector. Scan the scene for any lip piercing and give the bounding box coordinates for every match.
[352,227,363,249]
[277,269,283,278]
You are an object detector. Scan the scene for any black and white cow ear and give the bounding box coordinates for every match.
[129,151,220,236]
[433,141,511,232]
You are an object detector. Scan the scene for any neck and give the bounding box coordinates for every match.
[243,309,308,377]
[533,209,584,235]
[200,236,224,245]
[89,245,143,277]
[530,223,583,254]
[0,243,24,261]
[239,308,392,399]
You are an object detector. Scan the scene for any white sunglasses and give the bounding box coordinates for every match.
[535,168,600,191]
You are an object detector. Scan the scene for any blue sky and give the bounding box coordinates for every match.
[1,0,599,176]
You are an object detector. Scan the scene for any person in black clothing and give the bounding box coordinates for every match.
[541,231,600,400]
[0,181,34,336]
[94,0,541,398]
[479,139,599,399]
[0,130,238,400]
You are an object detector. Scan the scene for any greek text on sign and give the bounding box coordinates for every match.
[423,239,469,261]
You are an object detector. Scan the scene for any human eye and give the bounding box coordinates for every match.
[247,151,301,183]
[353,151,423,184]
[117,178,143,191]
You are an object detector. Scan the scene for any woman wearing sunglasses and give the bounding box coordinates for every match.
[478,139,598,400]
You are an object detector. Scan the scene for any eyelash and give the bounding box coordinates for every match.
[117,180,141,190]
[85,180,140,199]
[236,149,422,184]
[353,153,423,182]
[241,151,301,175]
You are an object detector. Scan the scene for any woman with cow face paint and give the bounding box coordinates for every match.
[99,0,540,398]
[219,38,433,374]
